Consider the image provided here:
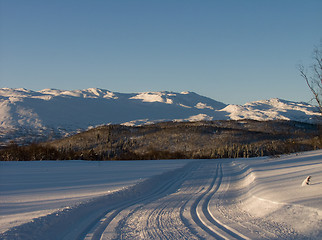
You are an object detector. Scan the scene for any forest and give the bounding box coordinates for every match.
[1,120,321,161]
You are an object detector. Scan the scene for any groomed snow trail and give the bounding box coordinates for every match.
[1,157,318,240]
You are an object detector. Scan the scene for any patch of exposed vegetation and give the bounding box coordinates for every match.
[1,120,321,161]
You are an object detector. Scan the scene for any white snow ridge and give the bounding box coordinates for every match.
[220,98,321,122]
[0,88,321,144]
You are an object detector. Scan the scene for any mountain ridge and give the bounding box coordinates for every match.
[0,88,320,145]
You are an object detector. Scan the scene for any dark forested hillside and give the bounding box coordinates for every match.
[1,120,321,160]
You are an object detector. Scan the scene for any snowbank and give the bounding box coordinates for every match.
[231,150,322,239]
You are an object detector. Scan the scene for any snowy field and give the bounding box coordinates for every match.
[0,150,321,239]
[0,160,192,234]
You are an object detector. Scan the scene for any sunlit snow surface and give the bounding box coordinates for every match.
[1,151,321,239]
[0,160,192,233]
[1,88,320,145]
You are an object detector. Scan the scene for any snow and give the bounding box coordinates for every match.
[174,113,214,122]
[1,150,321,239]
[130,92,165,103]
[0,159,192,233]
[38,88,118,99]
[179,103,192,108]
[121,119,161,126]
[220,98,321,122]
[231,151,322,238]
[0,88,230,143]
[1,88,319,144]
[195,102,214,110]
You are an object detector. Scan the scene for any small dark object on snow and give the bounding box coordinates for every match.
[302,176,311,186]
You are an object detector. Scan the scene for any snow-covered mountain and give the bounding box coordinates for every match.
[220,98,321,123]
[0,88,320,144]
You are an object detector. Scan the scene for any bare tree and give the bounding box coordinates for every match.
[299,41,322,113]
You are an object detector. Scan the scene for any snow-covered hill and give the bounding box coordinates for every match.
[220,98,321,122]
[0,88,320,144]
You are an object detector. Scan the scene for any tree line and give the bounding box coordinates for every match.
[0,120,321,161]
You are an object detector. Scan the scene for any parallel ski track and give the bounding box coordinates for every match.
[107,163,203,240]
[1,161,252,240]
[82,162,196,240]
[187,162,248,240]
[106,161,249,240]
[106,163,201,240]
[201,164,249,240]
[0,162,195,240]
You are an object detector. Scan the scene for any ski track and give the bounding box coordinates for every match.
[1,158,314,240]
[95,161,249,240]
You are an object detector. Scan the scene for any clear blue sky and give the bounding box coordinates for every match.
[1,0,321,104]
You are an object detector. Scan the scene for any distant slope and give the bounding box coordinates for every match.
[220,98,320,122]
[0,88,320,144]
[1,120,320,161]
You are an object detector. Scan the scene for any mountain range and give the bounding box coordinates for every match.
[0,88,320,145]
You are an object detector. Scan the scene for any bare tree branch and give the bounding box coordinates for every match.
[299,41,322,114]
